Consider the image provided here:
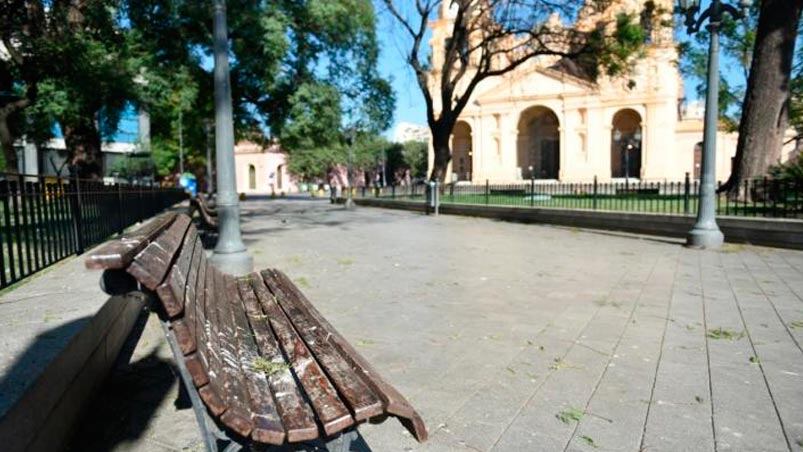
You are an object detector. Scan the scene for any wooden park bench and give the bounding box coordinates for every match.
[86,213,427,451]
[190,194,219,230]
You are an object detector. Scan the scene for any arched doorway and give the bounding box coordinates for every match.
[248,164,256,190]
[517,106,560,179]
[451,121,472,182]
[277,164,284,190]
[611,109,642,179]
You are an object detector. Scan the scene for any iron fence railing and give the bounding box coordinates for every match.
[0,172,187,289]
[354,173,803,219]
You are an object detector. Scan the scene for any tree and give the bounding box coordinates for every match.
[0,0,48,172]
[3,0,394,180]
[1,0,139,177]
[382,0,648,181]
[723,0,803,194]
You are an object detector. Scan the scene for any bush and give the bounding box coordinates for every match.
[769,151,803,184]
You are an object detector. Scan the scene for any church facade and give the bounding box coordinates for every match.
[429,1,742,184]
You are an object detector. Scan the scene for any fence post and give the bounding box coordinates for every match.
[70,176,85,254]
[485,179,489,205]
[392,184,396,199]
[683,172,691,215]
[593,175,598,210]
[530,177,535,207]
[117,182,124,234]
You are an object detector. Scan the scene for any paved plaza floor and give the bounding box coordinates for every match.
[72,198,803,451]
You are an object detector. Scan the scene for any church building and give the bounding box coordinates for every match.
[430,1,741,184]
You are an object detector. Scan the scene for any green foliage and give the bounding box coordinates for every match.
[109,156,156,180]
[2,0,394,181]
[151,138,181,178]
[602,13,647,77]
[576,12,648,82]
[385,140,428,180]
[769,152,803,184]
[706,327,745,340]
[402,141,428,178]
[286,146,341,181]
[556,407,584,424]
[281,83,343,152]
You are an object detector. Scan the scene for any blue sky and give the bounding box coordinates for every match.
[375,13,429,132]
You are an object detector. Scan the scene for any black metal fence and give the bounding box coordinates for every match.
[0,172,187,289]
[355,174,803,219]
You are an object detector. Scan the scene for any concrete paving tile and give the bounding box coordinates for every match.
[54,199,803,451]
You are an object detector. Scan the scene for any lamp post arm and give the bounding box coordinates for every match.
[686,8,711,34]
[685,1,744,34]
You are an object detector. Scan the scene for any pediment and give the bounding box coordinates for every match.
[472,64,596,104]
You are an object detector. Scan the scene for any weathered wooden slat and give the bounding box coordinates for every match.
[127,214,191,290]
[261,271,383,421]
[225,276,286,445]
[155,225,198,319]
[197,262,227,416]
[173,235,203,351]
[251,274,354,437]
[173,234,209,387]
[239,276,319,442]
[268,269,428,442]
[85,211,177,270]
[213,271,255,438]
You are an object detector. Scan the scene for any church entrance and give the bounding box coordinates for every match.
[517,106,560,180]
[451,121,473,182]
[611,109,642,179]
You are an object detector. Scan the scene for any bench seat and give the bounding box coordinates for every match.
[85,213,426,447]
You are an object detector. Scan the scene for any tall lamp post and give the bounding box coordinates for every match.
[204,119,215,195]
[209,0,253,275]
[345,129,355,210]
[679,0,748,249]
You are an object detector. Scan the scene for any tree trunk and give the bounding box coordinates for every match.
[62,116,103,179]
[0,114,19,172]
[724,0,803,197]
[429,121,453,182]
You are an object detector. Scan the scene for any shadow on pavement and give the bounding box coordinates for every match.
[65,306,190,452]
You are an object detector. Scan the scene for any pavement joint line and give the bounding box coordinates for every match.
[752,248,803,307]
[738,250,803,355]
[562,247,671,452]
[433,302,574,434]
[638,247,682,452]
[699,250,719,452]
[719,252,794,452]
[487,260,647,451]
[777,250,803,275]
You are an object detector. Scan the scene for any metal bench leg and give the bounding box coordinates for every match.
[160,319,243,452]
[322,429,371,452]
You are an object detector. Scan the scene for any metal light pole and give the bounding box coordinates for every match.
[345,129,355,210]
[204,119,215,195]
[178,110,184,174]
[209,0,252,275]
[680,0,747,249]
